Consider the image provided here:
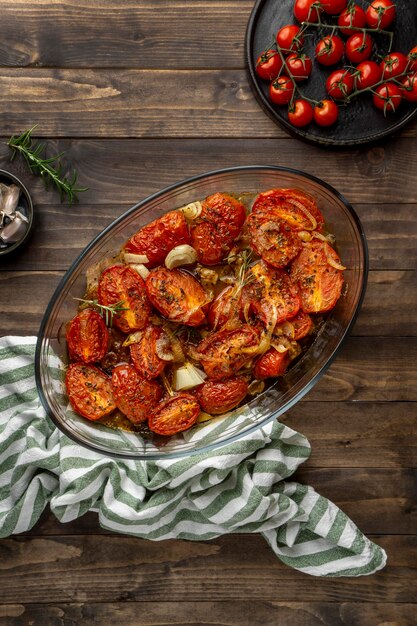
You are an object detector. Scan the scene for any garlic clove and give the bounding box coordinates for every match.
[165,244,197,270]
[123,252,150,265]
[0,184,20,216]
[0,214,28,243]
[173,362,206,391]
[129,263,150,280]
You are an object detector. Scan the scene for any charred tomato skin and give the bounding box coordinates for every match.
[207,285,242,330]
[197,324,260,380]
[254,348,290,379]
[66,308,109,364]
[98,265,151,333]
[111,363,162,424]
[148,393,200,435]
[195,377,248,415]
[274,310,314,341]
[65,363,116,421]
[130,324,168,380]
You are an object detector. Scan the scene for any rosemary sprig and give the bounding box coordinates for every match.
[7,125,88,205]
[74,298,128,327]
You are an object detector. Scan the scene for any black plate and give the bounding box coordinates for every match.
[246,0,417,146]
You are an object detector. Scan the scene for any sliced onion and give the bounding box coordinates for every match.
[123,252,150,264]
[173,363,207,391]
[155,335,174,361]
[325,249,346,271]
[298,230,312,242]
[288,199,317,231]
[247,379,265,396]
[129,263,150,279]
[219,275,236,285]
[165,244,197,270]
[271,336,291,353]
[274,320,295,339]
[312,231,336,244]
[122,331,143,347]
[160,324,185,362]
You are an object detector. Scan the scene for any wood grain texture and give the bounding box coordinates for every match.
[0,535,415,604]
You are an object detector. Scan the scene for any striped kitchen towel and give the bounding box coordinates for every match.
[0,336,386,577]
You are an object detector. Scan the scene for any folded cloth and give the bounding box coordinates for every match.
[0,336,386,577]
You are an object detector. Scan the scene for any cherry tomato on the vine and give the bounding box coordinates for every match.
[315,35,344,67]
[408,46,417,73]
[294,0,322,23]
[256,49,282,81]
[366,0,396,30]
[355,60,382,90]
[373,82,402,113]
[345,33,373,63]
[337,4,367,36]
[314,100,339,126]
[276,24,305,52]
[401,73,417,103]
[381,52,408,79]
[288,99,314,127]
[286,53,312,81]
[326,69,354,99]
[269,75,295,105]
[321,0,348,15]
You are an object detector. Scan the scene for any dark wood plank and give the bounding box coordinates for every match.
[0,1,250,70]
[1,71,416,138]
[1,601,416,626]
[0,534,415,604]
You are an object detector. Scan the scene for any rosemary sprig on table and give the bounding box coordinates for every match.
[7,125,88,205]
[74,298,128,327]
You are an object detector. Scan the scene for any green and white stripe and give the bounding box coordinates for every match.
[0,336,386,577]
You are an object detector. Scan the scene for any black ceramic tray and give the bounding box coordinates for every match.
[246,0,417,146]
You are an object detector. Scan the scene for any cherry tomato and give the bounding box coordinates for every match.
[288,99,314,127]
[315,35,344,66]
[401,73,417,103]
[98,265,151,333]
[355,60,382,90]
[294,0,323,23]
[274,310,313,341]
[314,100,339,126]
[290,241,345,313]
[381,52,408,79]
[145,267,208,326]
[247,210,302,268]
[241,261,300,328]
[252,188,325,232]
[407,46,417,72]
[345,33,373,63]
[130,324,170,380]
[321,0,347,15]
[337,4,366,36]
[326,69,355,99]
[253,348,290,379]
[208,285,242,330]
[373,82,402,112]
[276,24,305,52]
[197,325,260,380]
[191,193,246,265]
[366,0,396,29]
[111,363,162,424]
[148,393,200,435]
[66,363,116,421]
[269,75,295,105]
[256,49,282,81]
[195,377,248,415]
[125,211,190,268]
[285,54,312,81]
[66,308,108,364]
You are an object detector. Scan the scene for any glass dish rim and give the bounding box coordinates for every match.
[35,164,369,459]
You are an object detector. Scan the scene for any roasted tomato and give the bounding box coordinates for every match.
[148,393,200,435]
[130,324,170,380]
[290,241,345,313]
[247,211,302,268]
[252,188,325,233]
[242,261,300,330]
[208,285,242,329]
[274,310,313,341]
[65,363,116,421]
[146,267,209,326]
[66,308,108,364]
[254,348,290,379]
[111,363,162,424]
[98,265,151,333]
[195,377,248,415]
[191,193,246,265]
[125,211,190,268]
[197,324,260,379]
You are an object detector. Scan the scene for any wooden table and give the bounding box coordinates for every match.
[0,2,416,624]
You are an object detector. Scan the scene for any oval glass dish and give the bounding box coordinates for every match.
[35,166,368,459]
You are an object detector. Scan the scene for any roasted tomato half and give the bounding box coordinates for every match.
[65,363,116,421]
[274,310,313,341]
[125,211,190,267]
[66,308,109,364]
[197,324,260,380]
[252,188,325,233]
[146,267,209,326]
[290,241,345,313]
[98,265,151,333]
[241,261,300,330]
[254,348,290,379]
[246,210,302,268]
[207,285,242,330]
[111,363,162,424]
[148,393,200,435]
[195,377,248,415]
[191,192,246,265]
[130,324,170,380]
